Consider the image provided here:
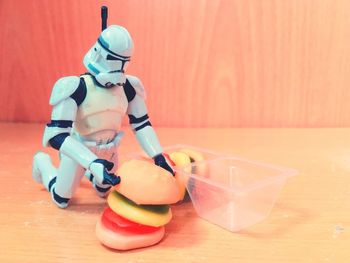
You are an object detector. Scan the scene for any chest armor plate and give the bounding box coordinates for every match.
[74,75,128,136]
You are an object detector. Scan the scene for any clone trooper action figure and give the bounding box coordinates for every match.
[32,7,173,208]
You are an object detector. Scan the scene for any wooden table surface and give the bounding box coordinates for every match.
[0,123,349,263]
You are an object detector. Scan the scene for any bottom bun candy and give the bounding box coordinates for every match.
[96,217,165,251]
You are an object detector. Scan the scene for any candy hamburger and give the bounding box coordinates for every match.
[96,159,181,250]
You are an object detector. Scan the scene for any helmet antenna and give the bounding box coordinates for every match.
[101,6,108,31]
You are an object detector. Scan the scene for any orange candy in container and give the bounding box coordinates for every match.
[95,159,181,250]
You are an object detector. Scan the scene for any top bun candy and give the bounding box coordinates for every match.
[114,159,181,205]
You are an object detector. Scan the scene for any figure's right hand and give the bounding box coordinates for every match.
[89,159,121,186]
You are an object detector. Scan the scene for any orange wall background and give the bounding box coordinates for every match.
[1,0,350,127]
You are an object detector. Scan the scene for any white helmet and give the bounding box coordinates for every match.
[83,25,134,87]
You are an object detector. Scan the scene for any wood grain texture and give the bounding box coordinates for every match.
[1,123,350,262]
[1,0,350,127]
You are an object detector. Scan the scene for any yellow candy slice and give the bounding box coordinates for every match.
[180,148,208,177]
[169,152,192,172]
[107,190,172,227]
[169,152,192,199]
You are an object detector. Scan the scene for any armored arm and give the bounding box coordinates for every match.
[125,75,174,175]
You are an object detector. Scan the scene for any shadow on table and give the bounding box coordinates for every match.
[238,201,315,239]
[161,202,203,247]
[65,200,106,215]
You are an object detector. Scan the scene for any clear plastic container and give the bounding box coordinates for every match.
[126,144,297,232]
[165,145,297,232]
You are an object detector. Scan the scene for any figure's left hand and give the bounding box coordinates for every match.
[153,154,175,176]
[90,159,121,186]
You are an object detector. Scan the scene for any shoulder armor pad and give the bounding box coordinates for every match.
[126,75,146,99]
[49,76,80,105]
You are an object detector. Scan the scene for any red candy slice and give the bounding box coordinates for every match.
[101,207,160,234]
